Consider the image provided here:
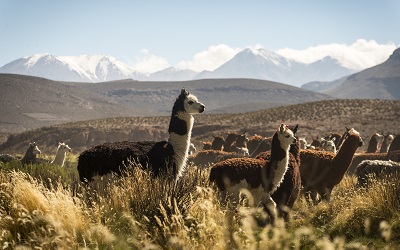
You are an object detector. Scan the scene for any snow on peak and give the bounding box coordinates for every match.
[25,53,53,68]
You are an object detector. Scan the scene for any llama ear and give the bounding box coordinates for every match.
[293,124,298,135]
[279,124,285,134]
[180,88,189,96]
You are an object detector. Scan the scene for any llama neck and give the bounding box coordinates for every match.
[22,150,35,163]
[51,149,66,166]
[331,136,359,182]
[268,134,290,193]
[168,111,194,178]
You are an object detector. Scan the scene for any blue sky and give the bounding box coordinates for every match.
[1,0,399,72]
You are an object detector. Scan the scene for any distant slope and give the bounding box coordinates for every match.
[301,75,348,93]
[0,74,332,133]
[194,48,355,86]
[1,99,399,154]
[325,47,400,99]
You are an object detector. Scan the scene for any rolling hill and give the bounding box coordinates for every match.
[0,74,331,134]
[1,99,399,154]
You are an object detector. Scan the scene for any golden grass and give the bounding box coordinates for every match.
[1,159,400,249]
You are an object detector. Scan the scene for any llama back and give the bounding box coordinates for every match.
[77,140,174,182]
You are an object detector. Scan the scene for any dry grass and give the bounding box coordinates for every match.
[1,159,400,249]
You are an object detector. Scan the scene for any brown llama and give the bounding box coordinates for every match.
[201,142,212,150]
[300,128,363,203]
[209,124,296,222]
[211,135,225,150]
[223,132,239,152]
[256,125,301,221]
[21,142,42,165]
[347,149,400,174]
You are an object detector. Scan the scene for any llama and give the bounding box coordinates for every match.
[380,134,394,153]
[201,142,212,150]
[223,132,239,152]
[209,124,296,221]
[321,138,337,154]
[347,149,400,174]
[249,136,272,158]
[212,135,225,150]
[0,154,18,163]
[327,132,342,148]
[366,133,384,153]
[188,150,234,166]
[247,134,265,155]
[77,88,205,182]
[355,160,400,187]
[300,128,363,203]
[299,138,307,150]
[256,125,301,221]
[50,142,72,167]
[388,134,400,152]
[21,142,42,165]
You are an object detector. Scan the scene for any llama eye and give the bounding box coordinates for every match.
[285,135,290,138]
[188,101,194,105]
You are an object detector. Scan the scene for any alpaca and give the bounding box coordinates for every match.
[380,134,394,153]
[21,142,42,165]
[366,133,384,153]
[211,135,225,150]
[188,150,234,166]
[249,136,272,158]
[50,142,72,167]
[355,160,400,187]
[256,125,301,221]
[300,128,363,203]
[223,132,239,152]
[209,124,296,221]
[327,132,342,148]
[299,138,307,150]
[0,154,18,163]
[77,88,205,182]
[321,138,336,154]
[236,147,249,156]
[247,134,265,155]
[347,149,400,175]
[201,142,212,150]
[388,134,400,152]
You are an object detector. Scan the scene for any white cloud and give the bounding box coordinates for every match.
[276,39,397,70]
[177,44,242,72]
[132,49,170,74]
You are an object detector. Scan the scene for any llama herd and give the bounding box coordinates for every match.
[1,88,400,224]
[0,142,71,167]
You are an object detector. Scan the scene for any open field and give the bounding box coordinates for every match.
[1,158,400,249]
[1,98,400,248]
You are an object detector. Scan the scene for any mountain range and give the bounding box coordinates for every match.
[0,48,355,86]
[301,47,400,100]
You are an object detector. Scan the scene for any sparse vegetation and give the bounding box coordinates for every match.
[1,99,400,248]
[1,158,400,249]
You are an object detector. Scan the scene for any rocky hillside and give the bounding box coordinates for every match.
[1,99,399,155]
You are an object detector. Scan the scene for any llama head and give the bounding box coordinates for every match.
[173,88,205,115]
[277,124,297,150]
[58,142,72,154]
[29,142,41,155]
[344,128,363,147]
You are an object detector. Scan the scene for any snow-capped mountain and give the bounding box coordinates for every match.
[194,48,356,86]
[0,54,143,82]
[144,67,198,81]
[0,49,356,85]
